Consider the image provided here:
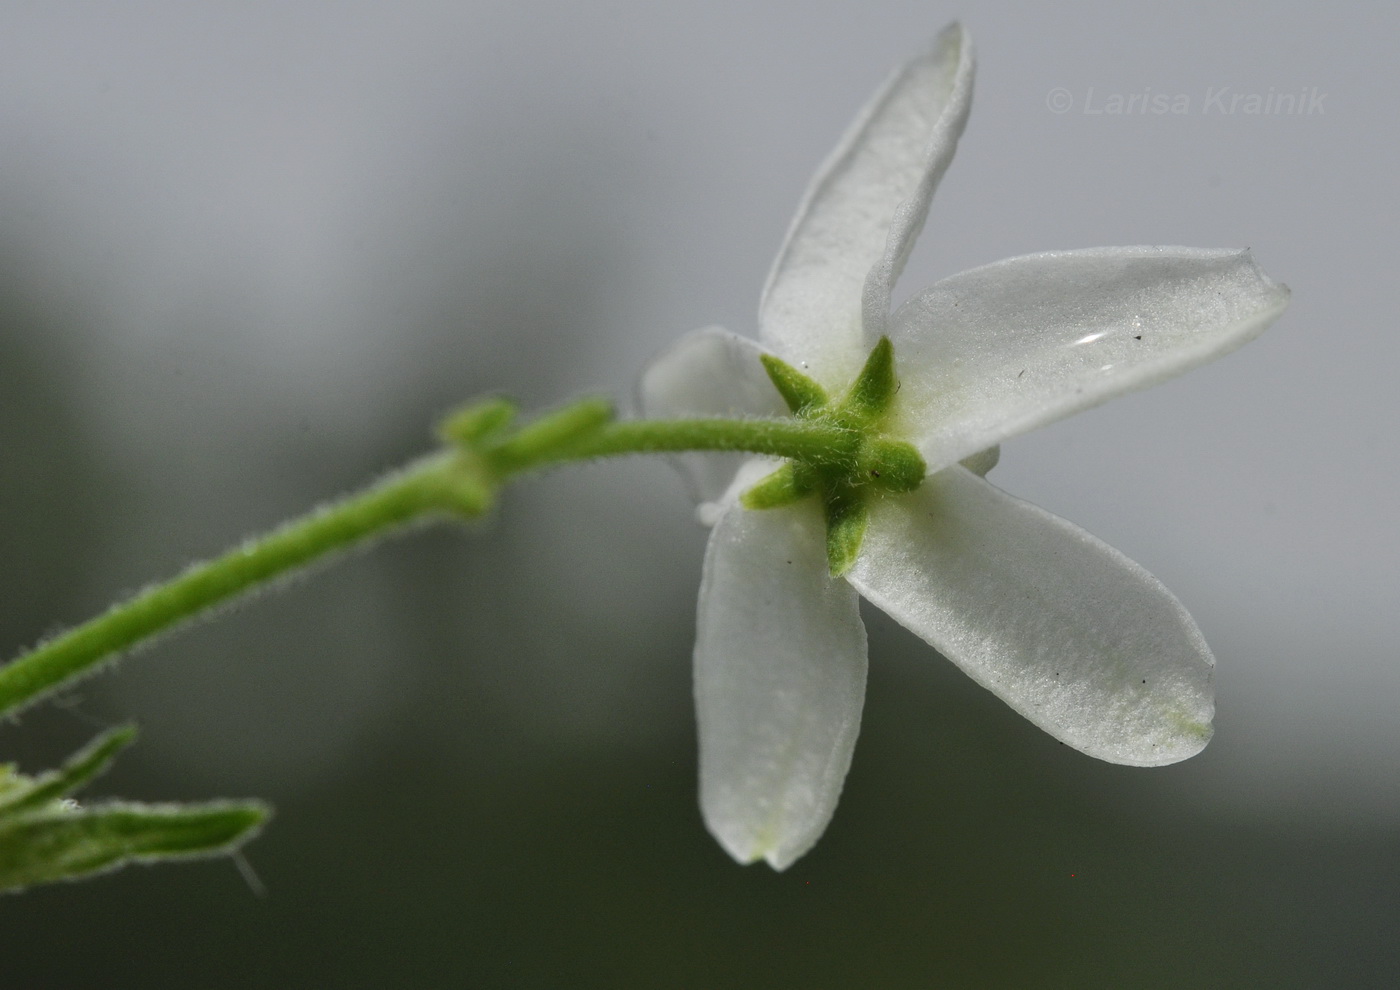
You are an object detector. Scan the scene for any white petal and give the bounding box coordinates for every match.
[889,246,1290,472]
[959,445,1000,477]
[848,467,1214,766]
[861,24,975,341]
[695,498,868,869]
[637,326,787,512]
[758,22,974,387]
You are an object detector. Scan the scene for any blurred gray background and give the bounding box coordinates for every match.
[1,1,1395,986]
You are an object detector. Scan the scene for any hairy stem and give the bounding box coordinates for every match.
[531,417,857,468]
[0,412,851,716]
[0,453,466,716]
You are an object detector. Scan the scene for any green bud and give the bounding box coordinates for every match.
[437,396,518,447]
[845,336,897,417]
[760,354,828,415]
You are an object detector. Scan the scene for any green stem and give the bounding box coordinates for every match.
[0,453,462,717]
[0,413,851,717]
[524,417,857,469]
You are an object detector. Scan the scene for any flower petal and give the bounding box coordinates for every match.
[637,326,787,512]
[695,497,868,869]
[861,24,975,342]
[758,22,974,386]
[889,246,1290,472]
[847,467,1214,766]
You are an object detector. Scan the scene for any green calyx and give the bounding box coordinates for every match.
[743,336,927,576]
[435,343,926,578]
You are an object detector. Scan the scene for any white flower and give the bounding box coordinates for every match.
[640,23,1289,869]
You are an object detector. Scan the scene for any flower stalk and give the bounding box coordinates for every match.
[0,405,864,720]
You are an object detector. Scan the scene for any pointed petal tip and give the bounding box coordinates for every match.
[934,20,970,54]
[711,827,762,867]
[703,776,827,870]
[764,851,798,872]
[1237,248,1292,310]
[1224,247,1292,341]
[1121,713,1214,768]
[1228,245,1286,281]
[709,828,802,871]
[708,821,810,871]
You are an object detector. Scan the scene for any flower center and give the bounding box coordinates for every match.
[741,337,926,575]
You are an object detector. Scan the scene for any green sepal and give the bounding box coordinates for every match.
[0,725,137,818]
[489,397,615,470]
[740,463,818,510]
[845,336,897,417]
[858,437,927,494]
[823,488,869,577]
[437,396,518,447]
[0,799,268,894]
[959,445,1001,477]
[760,354,828,415]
